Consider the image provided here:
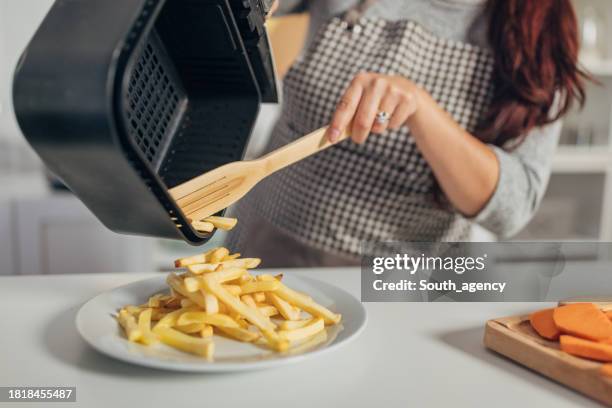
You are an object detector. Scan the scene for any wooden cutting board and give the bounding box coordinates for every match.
[484,303,612,406]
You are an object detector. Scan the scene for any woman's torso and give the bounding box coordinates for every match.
[230,0,494,257]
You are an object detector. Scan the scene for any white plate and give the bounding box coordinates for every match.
[76,274,367,372]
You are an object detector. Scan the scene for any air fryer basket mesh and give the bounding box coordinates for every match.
[125,31,186,170]
[120,0,261,190]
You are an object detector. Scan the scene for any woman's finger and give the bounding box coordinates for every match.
[351,77,388,144]
[326,81,364,142]
[371,91,399,134]
[387,92,418,130]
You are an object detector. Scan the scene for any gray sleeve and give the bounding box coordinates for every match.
[469,120,562,238]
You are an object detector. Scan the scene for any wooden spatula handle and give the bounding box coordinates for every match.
[260,126,349,175]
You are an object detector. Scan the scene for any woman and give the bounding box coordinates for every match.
[227,0,588,267]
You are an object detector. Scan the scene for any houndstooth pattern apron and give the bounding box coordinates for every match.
[229,1,495,257]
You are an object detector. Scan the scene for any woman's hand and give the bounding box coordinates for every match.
[324,71,500,217]
[325,72,421,143]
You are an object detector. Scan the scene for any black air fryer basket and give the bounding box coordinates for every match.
[13,0,278,245]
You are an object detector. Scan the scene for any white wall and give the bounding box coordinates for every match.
[0,0,54,143]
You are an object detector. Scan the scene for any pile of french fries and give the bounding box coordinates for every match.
[116,217,341,360]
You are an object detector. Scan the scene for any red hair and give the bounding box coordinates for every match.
[479,0,590,145]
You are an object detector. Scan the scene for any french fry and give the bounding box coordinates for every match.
[163,296,183,309]
[216,326,260,342]
[223,284,242,296]
[262,330,289,351]
[223,253,241,261]
[174,247,223,267]
[153,306,198,332]
[254,292,266,303]
[203,291,219,315]
[187,258,261,274]
[150,308,174,321]
[287,329,328,354]
[257,273,284,282]
[124,305,144,316]
[183,276,201,292]
[208,247,230,263]
[137,308,159,345]
[166,273,207,308]
[227,311,249,328]
[118,309,142,342]
[273,283,341,325]
[192,220,214,232]
[278,318,325,342]
[225,258,261,269]
[186,263,218,273]
[180,298,195,308]
[201,325,214,338]
[235,318,250,329]
[183,269,247,294]
[268,293,301,321]
[235,274,255,285]
[147,294,165,308]
[205,268,247,283]
[204,216,237,231]
[166,273,188,294]
[278,318,313,331]
[240,280,280,294]
[258,305,279,317]
[175,322,206,334]
[177,312,240,328]
[241,294,257,309]
[156,326,214,359]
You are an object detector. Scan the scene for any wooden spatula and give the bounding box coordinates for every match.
[169,126,349,222]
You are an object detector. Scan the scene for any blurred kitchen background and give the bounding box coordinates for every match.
[1,0,612,275]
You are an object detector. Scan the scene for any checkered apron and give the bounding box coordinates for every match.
[230,2,494,257]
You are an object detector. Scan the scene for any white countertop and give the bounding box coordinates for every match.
[0,268,601,408]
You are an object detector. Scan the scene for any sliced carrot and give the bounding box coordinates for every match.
[560,335,612,362]
[601,364,612,378]
[529,308,561,340]
[553,303,612,341]
[599,310,612,343]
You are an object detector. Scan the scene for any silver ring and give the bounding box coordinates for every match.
[375,111,390,125]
